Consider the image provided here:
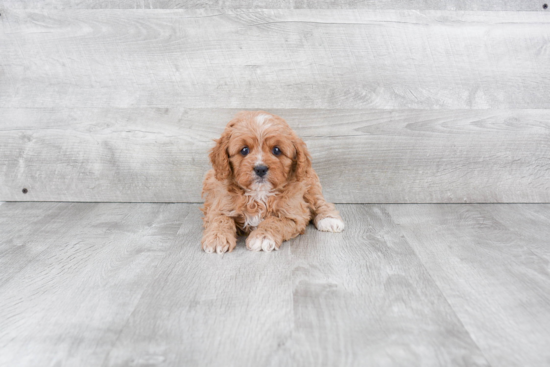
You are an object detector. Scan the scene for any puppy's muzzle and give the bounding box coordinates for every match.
[254,165,269,178]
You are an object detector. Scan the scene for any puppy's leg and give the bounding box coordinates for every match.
[202,215,237,254]
[305,172,345,233]
[246,217,306,252]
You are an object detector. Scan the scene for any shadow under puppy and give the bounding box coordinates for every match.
[201,111,344,254]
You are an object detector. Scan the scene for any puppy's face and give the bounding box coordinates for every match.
[209,111,311,190]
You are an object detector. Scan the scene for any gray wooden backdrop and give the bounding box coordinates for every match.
[1,3,549,203]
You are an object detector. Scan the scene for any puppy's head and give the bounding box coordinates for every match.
[209,111,311,190]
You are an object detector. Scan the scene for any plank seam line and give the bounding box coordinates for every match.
[98,205,195,366]
[394,221,495,367]
[0,8,547,12]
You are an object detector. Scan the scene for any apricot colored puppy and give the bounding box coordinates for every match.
[201,111,344,253]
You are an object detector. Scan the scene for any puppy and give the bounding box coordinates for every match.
[201,111,344,254]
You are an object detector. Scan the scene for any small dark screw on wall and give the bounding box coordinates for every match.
[22,188,28,194]
[544,4,549,10]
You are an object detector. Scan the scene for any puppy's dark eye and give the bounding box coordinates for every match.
[272,146,282,156]
[240,147,249,156]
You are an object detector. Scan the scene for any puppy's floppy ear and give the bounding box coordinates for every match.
[293,134,312,181]
[209,129,232,181]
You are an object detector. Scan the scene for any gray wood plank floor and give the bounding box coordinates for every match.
[1,203,549,366]
[387,205,550,367]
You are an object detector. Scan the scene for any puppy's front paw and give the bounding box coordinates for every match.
[246,230,280,252]
[201,232,237,254]
[315,217,345,233]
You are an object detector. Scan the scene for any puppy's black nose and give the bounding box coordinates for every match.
[254,165,269,177]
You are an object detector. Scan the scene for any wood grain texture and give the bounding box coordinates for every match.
[1,203,550,366]
[2,108,549,203]
[1,10,549,109]
[102,205,295,367]
[0,0,544,10]
[0,203,189,366]
[483,204,550,259]
[387,204,550,367]
[0,202,96,286]
[279,204,489,366]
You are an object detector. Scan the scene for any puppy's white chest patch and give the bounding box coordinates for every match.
[244,213,263,229]
[249,189,270,203]
[246,182,273,204]
[242,182,273,230]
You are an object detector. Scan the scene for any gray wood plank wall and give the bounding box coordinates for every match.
[2,10,550,109]
[1,4,549,203]
[2,108,549,202]
[0,1,546,10]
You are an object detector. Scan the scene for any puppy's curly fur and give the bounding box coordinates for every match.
[201,111,344,253]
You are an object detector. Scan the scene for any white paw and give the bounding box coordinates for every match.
[316,217,345,233]
[202,233,235,254]
[246,232,279,252]
[203,240,229,254]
